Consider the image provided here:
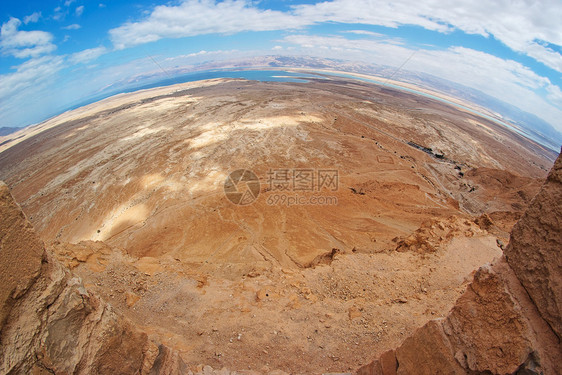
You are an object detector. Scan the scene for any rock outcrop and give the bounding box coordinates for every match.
[0,182,186,374]
[0,181,44,332]
[395,216,485,254]
[504,153,562,340]
[358,151,562,375]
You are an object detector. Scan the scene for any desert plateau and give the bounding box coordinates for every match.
[0,74,560,374]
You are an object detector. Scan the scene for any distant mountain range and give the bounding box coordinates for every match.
[386,69,562,152]
[4,55,561,152]
[183,55,562,151]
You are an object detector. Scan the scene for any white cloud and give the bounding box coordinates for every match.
[524,42,562,73]
[108,0,562,72]
[0,18,56,58]
[293,0,452,32]
[343,30,385,37]
[283,34,412,65]
[272,45,283,50]
[546,85,562,106]
[75,6,84,16]
[69,46,107,64]
[0,56,63,100]
[109,0,306,49]
[341,29,404,45]
[0,56,65,127]
[64,0,76,6]
[53,6,65,21]
[23,12,42,24]
[184,50,210,57]
[63,24,81,30]
[163,49,239,63]
[292,0,562,73]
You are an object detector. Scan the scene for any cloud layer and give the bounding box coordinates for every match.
[0,18,56,58]
[109,0,562,73]
[110,0,306,49]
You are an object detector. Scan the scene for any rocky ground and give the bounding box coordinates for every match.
[360,153,562,375]
[0,76,557,373]
[48,217,501,373]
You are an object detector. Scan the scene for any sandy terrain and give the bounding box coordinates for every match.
[0,76,555,373]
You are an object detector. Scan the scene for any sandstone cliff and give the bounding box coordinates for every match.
[357,151,562,375]
[504,153,562,340]
[0,182,186,374]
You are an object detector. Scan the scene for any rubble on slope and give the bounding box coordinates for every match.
[358,151,562,375]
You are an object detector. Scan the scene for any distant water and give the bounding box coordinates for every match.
[64,69,320,114]
[65,68,553,151]
[134,69,319,90]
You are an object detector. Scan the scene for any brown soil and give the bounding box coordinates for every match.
[0,77,555,373]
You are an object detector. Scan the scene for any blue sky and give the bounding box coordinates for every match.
[1,0,562,134]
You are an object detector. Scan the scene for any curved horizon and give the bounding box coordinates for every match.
[1,0,562,144]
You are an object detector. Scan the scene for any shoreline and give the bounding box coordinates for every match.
[0,68,557,157]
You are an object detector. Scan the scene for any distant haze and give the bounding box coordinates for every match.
[1,0,562,144]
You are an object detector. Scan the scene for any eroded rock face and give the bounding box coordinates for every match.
[357,151,562,375]
[0,181,44,331]
[358,258,561,375]
[504,152,562,339]
[358,262,534,375]
[0,182,186,374]
[394,216,485,254]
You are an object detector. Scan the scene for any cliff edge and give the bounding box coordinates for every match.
[358,151,562,375]
[0,182,186,374]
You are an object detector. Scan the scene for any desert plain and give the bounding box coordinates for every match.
[0,75,557,373]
